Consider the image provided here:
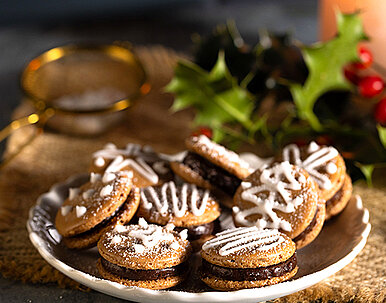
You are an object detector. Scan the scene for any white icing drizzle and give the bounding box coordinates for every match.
[68,188,80,200]
[95,157,105,167]
[75,205,87,217]
[60,205,72,216]
[191,135,253,172]
[102,172,116,183]
[114,225,127,233]
[326,162,338,174]
[179,229,188,241]
[233,162,306,231]
[111,235,122,244]
[93,143,151,166]
[82,189,95,199]
[152,161,169,174]
[105,155,159,184]
[140,181,210,217]
[128,223,175,248]
[90,172,101,183]
[202,227,285,256]
[100,185,113,197]
[282,141,339,190]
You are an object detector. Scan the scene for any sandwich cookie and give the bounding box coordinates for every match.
[233,161,323,248]
[137,181,221,250]
[97,218,192,289]
[280,141,346,201]
[171,135,253,207]
[91,143,173,188]
[55,171,139,249]
[325,174,352,220]
[200,227,298,290]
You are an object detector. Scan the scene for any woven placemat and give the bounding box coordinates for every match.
[0,46,384,302]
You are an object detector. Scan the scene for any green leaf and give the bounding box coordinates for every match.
[289,12,367,131]
[355,162,374,187]
[377,124,386,149]
[166,52,254,142]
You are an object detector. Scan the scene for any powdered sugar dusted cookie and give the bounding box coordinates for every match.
[233,161,319,240]
[55,171,139,249]
[91,143,173,188]
[137,181,221,250]
[97,218,192,289]
[280,141,346,201]
[171,135,254,204]
[200,227,298,290]
[325,173,352,220]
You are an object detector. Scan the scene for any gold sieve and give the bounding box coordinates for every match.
[0,42,151,168]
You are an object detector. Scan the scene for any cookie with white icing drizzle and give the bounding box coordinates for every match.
[233,161,319,240]
[279,141,346,201]
[200,226,298,290]
[137,181,221,250]
[90,142,173,188]
[55,171,140,249]
[97,218,192,289]
[171,135,253,207]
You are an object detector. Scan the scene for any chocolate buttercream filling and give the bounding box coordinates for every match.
[175,220,220,241]
[182,152,241,196]
[201,253,297,281]
[293,207,319,242]
[326,184,344,207]
[100,257,187,280]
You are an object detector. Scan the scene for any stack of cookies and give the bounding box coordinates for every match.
[54,135,352,291]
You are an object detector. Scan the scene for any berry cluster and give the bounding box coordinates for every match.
[344,46,386,124]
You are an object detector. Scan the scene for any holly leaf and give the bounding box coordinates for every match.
[377,124,386,149]
[166,52,254,140]
[355,162,374,187]
[289,12,367,130]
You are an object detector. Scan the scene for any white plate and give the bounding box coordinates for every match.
[27,173,371,303]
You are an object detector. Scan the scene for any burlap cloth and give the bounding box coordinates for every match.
[0,46,384,302]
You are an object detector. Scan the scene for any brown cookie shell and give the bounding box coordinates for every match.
[325,174,352,220]
[294,200,326,249]
[201,267,298,291]
[55,172,132,237]
[185,135,252,179]
[97,259,186,290]
[201,231,296,268]
[97,225,192,270]
[233,165,319,239]
[60,187,140,249]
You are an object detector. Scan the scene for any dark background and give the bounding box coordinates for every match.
[0,0,318,301]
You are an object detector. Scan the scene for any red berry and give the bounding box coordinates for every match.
[192,127,213,138]
[358,76,384,98]
[316,135,333,146]
[344,65,361,85]
[374,98,386,124]
[353,46,373,70]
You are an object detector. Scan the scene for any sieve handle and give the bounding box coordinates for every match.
[0,108,55,168]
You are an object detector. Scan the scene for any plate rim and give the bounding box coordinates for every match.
[27,173,371,303]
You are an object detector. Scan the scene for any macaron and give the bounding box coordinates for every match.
[280,141,346,201]
[137,181,221,250]
[200,227,298,290]
[171,135,253,206]
[91,142,173,188]
[55,170,139,249]
[97,218,192,289]
[233,161,322,248]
